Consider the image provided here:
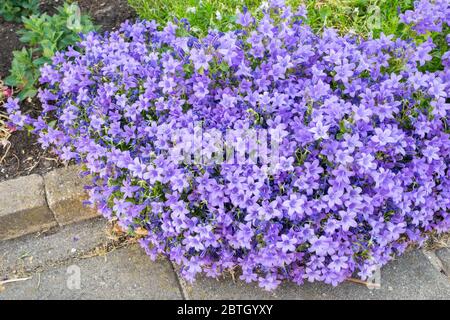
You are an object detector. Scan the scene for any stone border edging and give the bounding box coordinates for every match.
[0,165,99,241]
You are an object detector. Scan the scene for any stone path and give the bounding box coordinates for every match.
[1,217,449,300]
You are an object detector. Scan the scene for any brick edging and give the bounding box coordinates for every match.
[0,165,99,241]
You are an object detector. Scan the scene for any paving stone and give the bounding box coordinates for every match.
[0,174,56,241]
[436,248,450,276]
[44,166,99,226]
[2,211,449,299]
[0,244,182,300]
[177,270,280,300]
[0,217,109,277]
[181,250,450,300]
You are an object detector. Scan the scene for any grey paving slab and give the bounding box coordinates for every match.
[0,174,56,240]
[436,248,450,276]
[180,250,450,300]
[1,214,449,300]
[0,244,182,300]
[0,217,110,277]
[176,270,283,300]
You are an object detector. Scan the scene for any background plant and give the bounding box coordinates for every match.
[4,2,96,100]
[0,0,40,23]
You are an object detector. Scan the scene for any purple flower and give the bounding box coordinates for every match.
[309,236,335,256]
[258,274,281,291]
[236,11,253,27]
[276,234,298,253]
[190,48,212,71]
[282,194,306,218]
[371,128,397,146]
[339,210,358,232]
[121,179,140,198]
[309,119,330,140]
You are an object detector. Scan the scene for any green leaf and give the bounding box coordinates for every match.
[4,74,19,87]
[47,120,57,128]
[219,62,229,72]
[18,87,38,101]
[41,39,56,58]
[319,7,332,20]
[33,57,51,67]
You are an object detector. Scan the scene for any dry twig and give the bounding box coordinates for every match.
[346,277,381,289]
[0,277,32,285]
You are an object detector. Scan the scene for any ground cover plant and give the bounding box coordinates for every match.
[6,0,450,290]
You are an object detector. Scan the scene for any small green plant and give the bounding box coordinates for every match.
[0,0,40,22]
[5,2,96,100]
[4,48,38,100]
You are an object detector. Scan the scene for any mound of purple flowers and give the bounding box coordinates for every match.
[6,0,450,290]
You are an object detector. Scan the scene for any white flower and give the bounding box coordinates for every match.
[186,7,196,14]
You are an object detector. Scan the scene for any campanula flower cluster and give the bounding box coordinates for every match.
[6,0,450,290]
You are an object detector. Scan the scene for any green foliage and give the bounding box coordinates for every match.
[128,0,416,38]
[128,0,262,35]
[0,0,40,23]
[5,3,96,100]
[304,0,414,37]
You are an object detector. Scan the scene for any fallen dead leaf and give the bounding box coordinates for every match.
[134,227,148,237]
[111,222,125,235]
